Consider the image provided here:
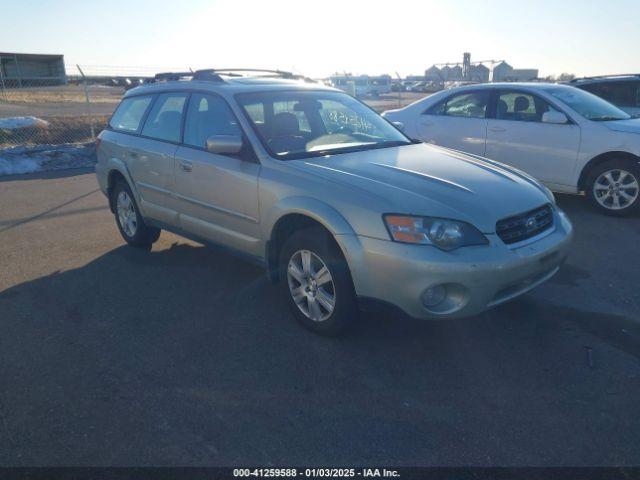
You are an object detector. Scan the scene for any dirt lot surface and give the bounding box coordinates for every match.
[0,87,427,119]
[0,170,639,466]
[365,92,428,112]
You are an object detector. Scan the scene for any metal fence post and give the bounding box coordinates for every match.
[77,64,96,139]
[0,56,7,102]
[14,54,23,88]
[395,71,402,108]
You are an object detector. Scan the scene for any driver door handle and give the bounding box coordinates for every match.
[489,126,506,133]
[178,160,193,172]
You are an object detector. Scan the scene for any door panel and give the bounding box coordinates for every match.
[128,92,189,225]
[126,136,180,225]
[417,90,490,156]
[418,115,488,155]
[485,120,580,185]
[485,90,581,186]
[174,92,261,256]
[174,147,261,256]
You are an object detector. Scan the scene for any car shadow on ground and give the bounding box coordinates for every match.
[1,236,640,465]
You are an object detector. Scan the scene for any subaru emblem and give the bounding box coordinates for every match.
[525,217,537,232]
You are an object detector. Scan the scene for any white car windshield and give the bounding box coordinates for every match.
[236,90,412,159]
[549,87,631,121]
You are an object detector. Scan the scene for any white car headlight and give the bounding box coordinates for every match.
[383,215,488,251]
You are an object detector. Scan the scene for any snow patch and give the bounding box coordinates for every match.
[0,116,49,131]
[0,157,41,175]
[0,143,96,176]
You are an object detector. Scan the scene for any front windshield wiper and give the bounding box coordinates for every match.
[284,140,413,160]
[591,116,629,122]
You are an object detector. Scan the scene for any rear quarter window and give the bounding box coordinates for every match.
[109,96,153,133]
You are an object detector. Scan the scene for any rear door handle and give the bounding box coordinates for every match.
[489,126,506,133]
[178,160,192,172]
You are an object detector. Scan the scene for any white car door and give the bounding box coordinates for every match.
[416,90,490,156]
[485,90,581,187]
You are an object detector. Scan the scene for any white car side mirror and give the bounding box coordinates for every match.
[542,111,568,124]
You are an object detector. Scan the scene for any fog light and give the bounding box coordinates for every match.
[421,285,447,308]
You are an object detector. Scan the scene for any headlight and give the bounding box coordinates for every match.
[383,215,488,251]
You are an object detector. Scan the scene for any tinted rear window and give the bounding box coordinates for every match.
[109,96,153,132]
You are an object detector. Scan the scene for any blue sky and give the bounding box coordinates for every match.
[1,0,637,78]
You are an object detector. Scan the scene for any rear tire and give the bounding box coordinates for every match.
[585,160,640,216]
[279,228,357,336]
[112,180,161,247]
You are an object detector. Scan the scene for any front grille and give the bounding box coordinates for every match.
[496,204,554,245]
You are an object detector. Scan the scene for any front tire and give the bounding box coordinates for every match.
[586,160,640,216]
[279,228,357,336]
[112,181,161,247]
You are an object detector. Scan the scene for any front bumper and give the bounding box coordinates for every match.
[340,209,573,320]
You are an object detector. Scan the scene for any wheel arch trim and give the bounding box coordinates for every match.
[105,159,142,213]
[263,196,361,283]
[578,151,640,191]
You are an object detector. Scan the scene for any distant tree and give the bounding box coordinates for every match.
[557,73,576,81]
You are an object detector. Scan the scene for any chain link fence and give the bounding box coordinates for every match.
[0,63,191,174]
[0,62,415,175]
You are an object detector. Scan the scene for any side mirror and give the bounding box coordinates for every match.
[206,134,243,154]
[541,111,568,124]
[392,121,405,131]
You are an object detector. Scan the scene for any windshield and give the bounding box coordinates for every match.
[236,90,411,160]
[548,87,631,121]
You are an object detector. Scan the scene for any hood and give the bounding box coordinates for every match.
[291,143,552,233]
[603,118,640,134]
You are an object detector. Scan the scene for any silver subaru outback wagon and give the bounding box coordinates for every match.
[95,69,573,335]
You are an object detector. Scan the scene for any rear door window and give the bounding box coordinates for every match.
[109,96,153,133]
[427,91,489,118]
[141,93,188,143]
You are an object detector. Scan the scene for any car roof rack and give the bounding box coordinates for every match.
[570,73,640,83]
[153,71,195,82]
[151,68,315,84]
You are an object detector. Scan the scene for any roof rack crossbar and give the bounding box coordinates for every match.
[196,68,298,79]
[153,71,194,81]
[191,70,225,82]
[150,68,316,84]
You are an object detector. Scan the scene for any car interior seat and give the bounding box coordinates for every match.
[497,99,509,118]
[513,96,531,121]
[267,112,306,154]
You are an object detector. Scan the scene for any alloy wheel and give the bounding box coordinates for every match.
[116,191,138,237]
[593,169,639,210]
[286,249,336,322]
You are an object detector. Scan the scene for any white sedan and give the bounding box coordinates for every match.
[383,83,640,215]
